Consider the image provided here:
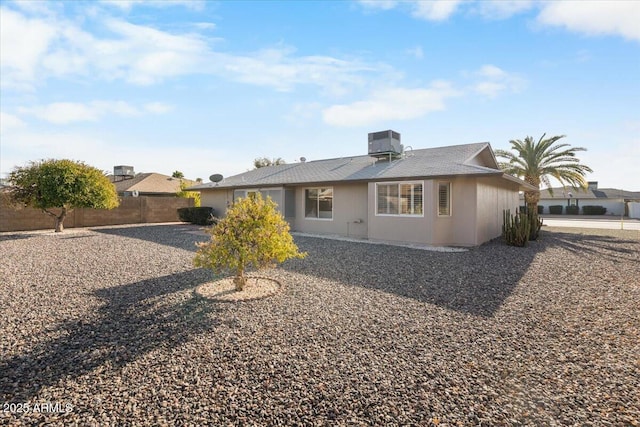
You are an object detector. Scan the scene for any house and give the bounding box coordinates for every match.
[188,131,535,247]
[532,182,640,216]
[108,166,195,197]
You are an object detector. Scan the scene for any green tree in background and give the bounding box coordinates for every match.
[7,159,119,232]
[176,180,201,207]
[496,134,593,213]
[194,193,306,291]
[172,170,185,179]
[253,157,286,169]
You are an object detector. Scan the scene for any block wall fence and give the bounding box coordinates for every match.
[0,196,195,232]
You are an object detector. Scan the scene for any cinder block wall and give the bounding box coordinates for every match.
[0,196,195,232]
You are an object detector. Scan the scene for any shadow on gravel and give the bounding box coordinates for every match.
[0,269,215,404]
[0,233,41,242]
[93,224,208,251]
[543,230,639,263]
[282,236,545,318]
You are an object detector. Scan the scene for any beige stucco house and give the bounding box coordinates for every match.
[532,181,640,217]
[189,132,535,247]
[109,166,196,197]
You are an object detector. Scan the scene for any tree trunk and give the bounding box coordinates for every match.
[234,267,246,291]
[44,207,67,232]
[524,176,541,215]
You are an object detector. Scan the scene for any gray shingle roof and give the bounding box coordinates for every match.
[189,142,528,190]
[109,173,195,194]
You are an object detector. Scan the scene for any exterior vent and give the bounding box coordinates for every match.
[368,130,402,157]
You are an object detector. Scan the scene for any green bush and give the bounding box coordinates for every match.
[178,207,216,225]
[194,193,306,291]
[565,205,579,215]
[549,205,563,214]
[582,205,607,215]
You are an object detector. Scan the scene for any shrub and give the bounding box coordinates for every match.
[582,205,607,215]
[502,209,530,247]
[565,205,579,215]
[549,205,563,214]
[178,207,216,225]
[194,193,306,291]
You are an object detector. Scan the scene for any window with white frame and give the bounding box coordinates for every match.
[305,187,333,219]
[438,182,451,216]
[376,182,423,216]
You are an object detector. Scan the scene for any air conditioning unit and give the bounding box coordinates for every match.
[368,130,402,157]
[114,165,135,177]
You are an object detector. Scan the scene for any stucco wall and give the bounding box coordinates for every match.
[291,183,368,238]
[430,177,478,247]
[476,177,520,245]
[0,196,194,232]
[200,189,233,218]
[367,180,432,245]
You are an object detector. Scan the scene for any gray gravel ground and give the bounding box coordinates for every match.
[1,223,638,426]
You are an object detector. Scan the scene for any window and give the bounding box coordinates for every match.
[305,188,333,219]
[438,182,451,216]
[376,182,423,216]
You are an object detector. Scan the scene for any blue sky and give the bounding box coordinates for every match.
[1,0,639,190]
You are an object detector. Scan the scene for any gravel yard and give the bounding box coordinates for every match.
[1,223,638,426]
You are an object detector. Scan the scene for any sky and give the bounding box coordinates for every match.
[1,0,639,190]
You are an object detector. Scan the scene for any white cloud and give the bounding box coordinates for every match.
[411,0,463,21]
[355,0,639,42]
[357,0,462,21]
[0,7,57,90]
[100,0,205,11]
[471,65,527,98]
[218,48,377,94]
[18,101,170,124]
[1,7,382,95]
[322,81,460,127]
[537,1,640,41]
[0,112,26,134]
[474,0,534,19]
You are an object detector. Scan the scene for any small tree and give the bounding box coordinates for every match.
[253,157,286,169]
[172,170,185,179]
[194,193,306,291]
[7,159,119,232]
[176,180,201,207]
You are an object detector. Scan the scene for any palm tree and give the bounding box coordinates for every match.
[496,134,593,213]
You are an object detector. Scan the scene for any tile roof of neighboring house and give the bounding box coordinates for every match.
[190,142,535,190]
[535,187,640,200]
[109,173,195,195]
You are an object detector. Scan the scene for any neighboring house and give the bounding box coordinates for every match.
[532,182,640,216]
[188,131,535,247]
[109,166,195,197]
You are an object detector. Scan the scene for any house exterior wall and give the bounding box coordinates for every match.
[291,183,368,238]
[200,189,233,218]
[196,175,521,247]
[367,180,432,245]
[475,176,520,245]
[430,177,478,247]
